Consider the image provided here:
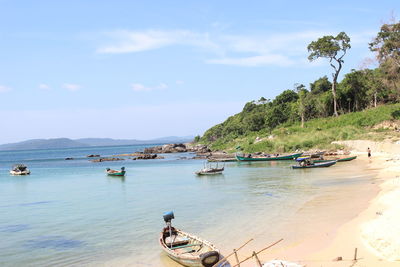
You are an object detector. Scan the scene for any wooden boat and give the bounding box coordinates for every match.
[236,152,303,161]
[195,163,224,175]
[160,211,220,267]
[106,167,126,176]
[313,155,357,163]
[207,158,236,162]
[10,164,30,175]
[292,158,336,169]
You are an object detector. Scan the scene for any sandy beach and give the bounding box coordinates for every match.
[271,141,400,267]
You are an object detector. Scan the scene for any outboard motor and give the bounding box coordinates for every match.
[163,211,174,224]
[163,211,175,248]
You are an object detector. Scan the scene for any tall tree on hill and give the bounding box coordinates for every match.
[369,20,400,93]
[369,21,400,67]
[307,32,351,117]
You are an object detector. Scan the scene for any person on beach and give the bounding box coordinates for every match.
[367,147,371,158]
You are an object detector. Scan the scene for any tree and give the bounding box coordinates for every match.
[307,32,351,117]
[310,76,332,95]
[369,21,400,67]
[369,21,400,94]
[295,84,308,128]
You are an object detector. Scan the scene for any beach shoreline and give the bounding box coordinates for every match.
[276,141,400,267]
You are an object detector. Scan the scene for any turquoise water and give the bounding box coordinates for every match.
[0,146,376,266]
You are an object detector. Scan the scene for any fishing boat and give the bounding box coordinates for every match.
[106,167,126,176]
[236,152,303,161]
[292,157,336,169]
[195,163,224,175]
[313,155,357,163]
[207,158,236,162]
[9,164,30,175]
[159,211,220,267]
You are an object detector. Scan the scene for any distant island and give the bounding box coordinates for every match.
[0,136,194,151]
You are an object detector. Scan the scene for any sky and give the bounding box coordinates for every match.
[0,0,398,143]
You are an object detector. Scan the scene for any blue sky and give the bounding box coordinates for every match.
[0,0,398,143]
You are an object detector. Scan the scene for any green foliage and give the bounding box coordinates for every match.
[198,23,400,153]
[310,76,331,94]
[369,21,400,66]
[307,32,351,61]
[201,103,400,152]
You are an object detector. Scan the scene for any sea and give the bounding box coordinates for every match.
[0,145,378,266]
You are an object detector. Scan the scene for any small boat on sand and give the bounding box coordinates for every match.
[313,155,357,163]
[195,163,224,175]
[236,152,303,161]
[10,164,30,175]
[292,157,336,169]
[160,211,220,267]
[106,167,126,176]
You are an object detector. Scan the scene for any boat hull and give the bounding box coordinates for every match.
[313,156,357,163]
[9,170,30,175]
[195,171,223,175]
[106,171,126,176]
[236,152,303,161]
[292,160,336,169]
[160,228,220,267]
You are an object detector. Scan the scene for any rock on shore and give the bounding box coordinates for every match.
[144,143,211,154]
[132,154,164,160]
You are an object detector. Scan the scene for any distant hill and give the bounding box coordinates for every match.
[0,136,194,151]
[0,138,87,151]
[76,136,194,146]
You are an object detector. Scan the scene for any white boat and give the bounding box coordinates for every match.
[159,211,220,267]
[195,163,224,175]
[10,164,30,175]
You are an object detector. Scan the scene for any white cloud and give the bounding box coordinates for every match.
[0,85,11,93]
[131,82,168,92]
[97,29,375,67]
[97,30,219,54]
[176,80,184,85]
[62,83,82,92]
[38,83,51,90]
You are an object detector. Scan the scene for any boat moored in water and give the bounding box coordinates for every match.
[313,155,357,163]
[292,157,336,169]
[106,167,126,176]
[195,163,224,175]
[236,152,303,161]
[10,164,30,175]
[159,211,220,267]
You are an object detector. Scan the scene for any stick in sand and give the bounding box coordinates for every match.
[212,238,254,267]
[231,238,284,267]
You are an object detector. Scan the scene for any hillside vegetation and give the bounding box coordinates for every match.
[200,103,400,152]
[197,21,400,152]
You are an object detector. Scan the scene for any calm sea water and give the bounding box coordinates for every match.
[0,146,377,266]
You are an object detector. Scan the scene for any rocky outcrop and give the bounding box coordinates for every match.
[144,143,211,154]
[90,157,124,162]
[132,154,164,160]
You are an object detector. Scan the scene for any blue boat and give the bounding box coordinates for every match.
[292,157,336,169]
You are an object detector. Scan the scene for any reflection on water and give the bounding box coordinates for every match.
[0,147,377,267]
